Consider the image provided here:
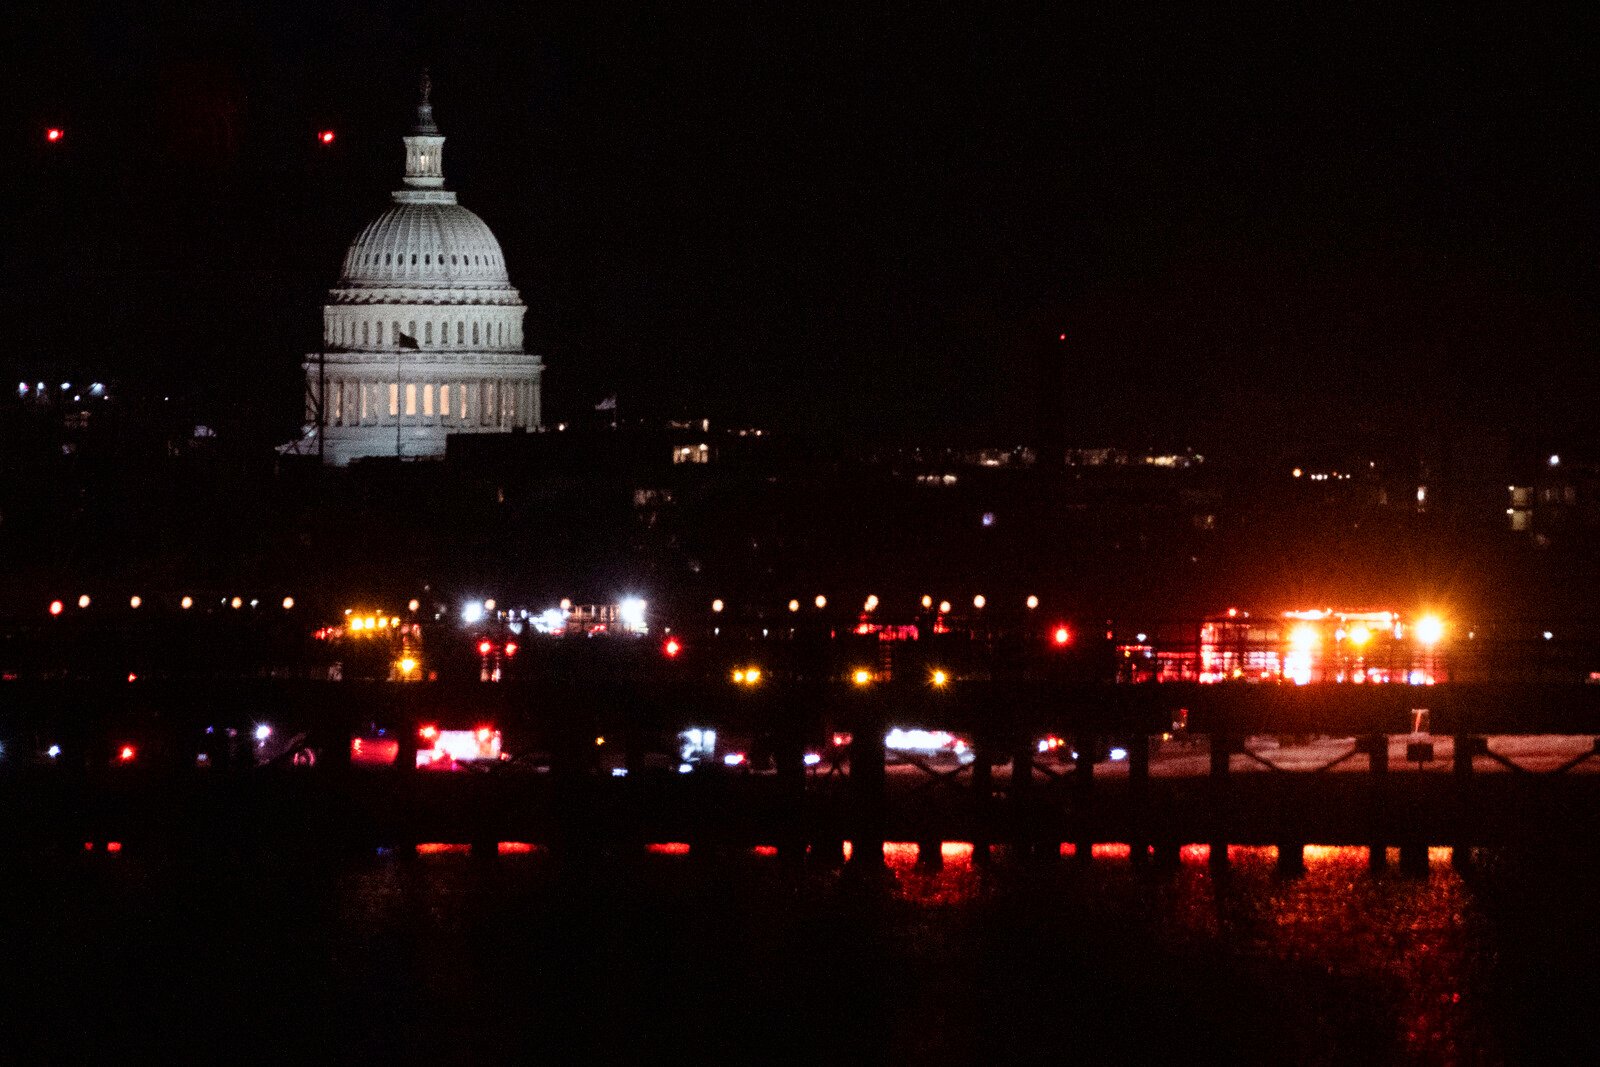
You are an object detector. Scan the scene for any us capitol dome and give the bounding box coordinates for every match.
[295,75,542,464]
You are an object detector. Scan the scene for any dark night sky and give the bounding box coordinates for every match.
[5,4,1597,450]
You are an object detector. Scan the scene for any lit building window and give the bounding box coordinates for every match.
[423,384,434,417]
[406,383,417,416]
[389,383,399,417]
[440,385,451,420]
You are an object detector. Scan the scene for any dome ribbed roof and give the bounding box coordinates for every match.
[339,202,511,289]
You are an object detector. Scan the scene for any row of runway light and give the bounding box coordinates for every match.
[710,593,1045,615]
[49,594,296,615]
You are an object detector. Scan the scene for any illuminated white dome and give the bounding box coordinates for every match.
[290,74,543,466]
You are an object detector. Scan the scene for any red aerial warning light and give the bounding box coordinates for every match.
[662,637,682,658]
[1058,333,1066,341]
[1053,626,1072,646]
[477,640,493,656]
[118,745,136,763]
[318,129,335,144]
[45,128,63,143]
[419,724,439,742]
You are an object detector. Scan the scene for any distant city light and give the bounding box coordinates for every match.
[1550,454,1561,467]
[118,745,136,763]
[852,669,872,686]
[619,597,647,630]
[663,637,682,658]
[1292,468,1303,478]
[864,595,879,612]
[282,597,294,610]
[318,129,336,144]
[45,127,63,142]
[77,595,90,609]
[503,641,518,656]
[254,724,272,742]
[181,596,193,610]
[981,512,995,527]
[484,599,497,611]
[408,598,420,612]
[711,598,724,613]
[1054,626,1071,646]
[972,594,986,609]
[931,669,949,687]
[478,640,493,655]
[46,745,60,759]
[814,595,827,609]
[48,600,63,616]
[1544,631,1555,641]
[788,599,800,613]
[230,597,243,609]
[129,596,141,609]
[462,601,485,624]
[1026,595,1039,610]
[397,657,417,675]
[939,600,952,614]
[803,753,822,767]
[921,595,933,609]
[1348,624,1372,647]
[1414,615,1445,647]
[1109,747,1128,761]
[559,598,572,611]
[1289,623,1319,651]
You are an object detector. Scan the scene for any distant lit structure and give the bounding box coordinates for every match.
[292,73,542,464]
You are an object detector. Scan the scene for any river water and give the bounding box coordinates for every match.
[0,841,1589,1063]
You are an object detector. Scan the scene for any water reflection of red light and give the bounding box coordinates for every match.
[646,842,691,856]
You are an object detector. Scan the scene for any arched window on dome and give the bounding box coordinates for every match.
[376,322,384,345]
[472,322,480,345]
[385,254,392,265]
[440,385,451,422]
[424,254,430,266]
[392,322,400,347]
[457,322,465,345]
[424,322,432,345]
[451,255,457,265]
[362,322,369,347]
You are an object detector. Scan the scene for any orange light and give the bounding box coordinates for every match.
[419,725,439,742]
[48,600,63,616]
[118,745,136,763]
[852,669,872,686]
[1053,626,1071,646]
[318,129,335,144]
[476,727,493,742]
[129,595,142,609]
[478,640,493,655]
[931,669,949,687]
[663,637,682,657]
[46,128,63,143]
[503,641,518,657]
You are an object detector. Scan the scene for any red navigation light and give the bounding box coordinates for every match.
[318,129,335,144]
[419,724,439,742]
[45,128,63,143]
[503,641,518,657]
[118,745,136,763]
[1053,626,1072,646]
[477,640,493,655]
[662,637,682,658]
[475,726,493,742]
[1058,332,1066,341]
[48,600,63,616]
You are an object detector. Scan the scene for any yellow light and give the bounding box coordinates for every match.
[484,599,496,611]
[1415,614,1445,647]
[921,595,933,609]
[938,600,952,614]
[596,736,605,746]
[1292,467,1303,478]
[398,657,417,675]
[1026,595,1039,610]
[129,596,141,609]
[282,597,295,610]
[732,669,745,683]
[559,598,572,611]
[1288,623,1319,651]
[408,598,420,612]
[931,669,949,687]
[973,594,986,609]
[350,618,363,631]
[711,598,724,613]
[788,599,800,613]
[365,616,377,630]
[745,667,761,684]
[180,596,193,610]
[815,595,827,609]
[377,616,389,629]
[230,597,243,609]
[77,595,90,609]
[1348,624,1371,647]
[391,617,401,628]
[852,669,872,686]
[864,595,879,612]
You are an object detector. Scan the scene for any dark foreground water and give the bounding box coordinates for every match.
[0,841,1594,1064]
